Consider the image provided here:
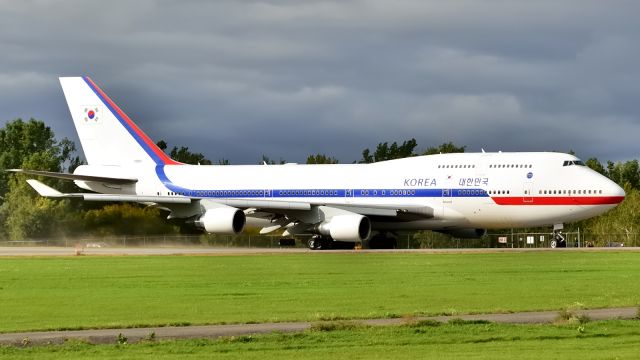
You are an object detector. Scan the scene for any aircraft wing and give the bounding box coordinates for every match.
[205,199,432,217]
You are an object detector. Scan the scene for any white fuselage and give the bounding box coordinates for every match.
[75,151,625,231]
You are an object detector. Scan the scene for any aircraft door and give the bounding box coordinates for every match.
[523,185,533,203]
[523,171,534,203]
[345,188,353,204]
[442,188,452,204]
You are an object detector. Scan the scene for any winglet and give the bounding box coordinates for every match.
[26,179,65,197]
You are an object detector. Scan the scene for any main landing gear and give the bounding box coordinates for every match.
[550,224,566,248]
[308,235,332,250]
[308,236,355,250]
[307,232,398,250]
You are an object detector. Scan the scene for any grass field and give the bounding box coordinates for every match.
[2,320,639,359]
[0,251,638,333]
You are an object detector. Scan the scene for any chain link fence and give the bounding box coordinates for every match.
[0,230,637,249]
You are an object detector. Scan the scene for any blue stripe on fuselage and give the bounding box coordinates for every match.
[155,165,489,199]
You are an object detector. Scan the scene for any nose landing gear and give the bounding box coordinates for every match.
[550,224,566,248]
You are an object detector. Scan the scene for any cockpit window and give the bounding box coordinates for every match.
[563,160,585,166]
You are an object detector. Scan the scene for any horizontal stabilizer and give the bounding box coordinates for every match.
[9,169,137,185]
[26,179,65,197]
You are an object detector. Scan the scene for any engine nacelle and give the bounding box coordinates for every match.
[317,215,371,242]
[197,207,246,234]
[438,228,487,239]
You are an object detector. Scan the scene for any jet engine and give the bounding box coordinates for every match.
[316,215,371,242]
[196,207,246,234]
[438,228,487,239]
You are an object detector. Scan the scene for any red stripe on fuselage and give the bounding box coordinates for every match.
[492,196,625,206]
[83,77,181,165]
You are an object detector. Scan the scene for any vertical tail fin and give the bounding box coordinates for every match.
[59,77,180,166]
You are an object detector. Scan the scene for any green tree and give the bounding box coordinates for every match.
[360,139,418,163]
[157,140,212,165]
[620,160,640,189]
[260,155,286,165]
[83,203,178,237]
[586,158,607,176]
[423,142,466,155]
[607,160,640,189]
[0,119,80,196]
[577,185,640,245]
[306,154,339,164]
[1,175,80,240]
[0,119,82,239]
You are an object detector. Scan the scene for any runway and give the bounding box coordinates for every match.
[0,307,636,346]
[0,246,309,256]
[1,246,639,257]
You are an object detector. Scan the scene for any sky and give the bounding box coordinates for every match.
[1,0,639,164]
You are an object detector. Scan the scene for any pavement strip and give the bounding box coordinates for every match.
[0,307,636,346]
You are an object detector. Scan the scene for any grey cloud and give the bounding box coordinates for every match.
[1,0,639,164]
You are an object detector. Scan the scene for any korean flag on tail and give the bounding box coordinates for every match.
[83,106,101,124]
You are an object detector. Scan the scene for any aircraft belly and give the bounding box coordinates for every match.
[469,204,612,228]
[372,220,468,231]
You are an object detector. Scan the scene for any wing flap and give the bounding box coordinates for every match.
[212,199,311,211]
[324,204,434,218]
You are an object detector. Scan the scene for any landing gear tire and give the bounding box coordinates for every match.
[308,236,334,250]
[551,232,566,248]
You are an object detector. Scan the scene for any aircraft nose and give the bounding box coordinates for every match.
[609,180,625,204]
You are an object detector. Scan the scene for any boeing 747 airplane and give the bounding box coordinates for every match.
[12,77,625,249]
